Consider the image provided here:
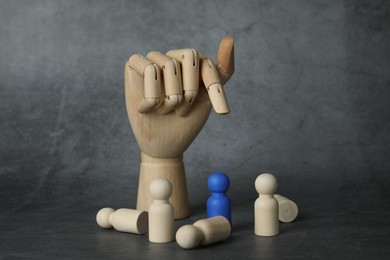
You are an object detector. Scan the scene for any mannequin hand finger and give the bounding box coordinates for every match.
[147,51,183,114]
[201,57,229,115]
[166,49,199,117]
[216,35,234,85]
[127,54,161,113]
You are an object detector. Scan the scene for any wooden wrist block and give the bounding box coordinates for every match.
[136,153,189,219]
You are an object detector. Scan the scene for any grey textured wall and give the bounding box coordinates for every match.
[1,0,389,215]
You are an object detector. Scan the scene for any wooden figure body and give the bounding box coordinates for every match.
[96,208,148,234]
[254,173,279,237]
[175,216,231,249]
[274,194,299,222]
[124,36,235,219]
[148,178,175,243]
[207,172,231,224]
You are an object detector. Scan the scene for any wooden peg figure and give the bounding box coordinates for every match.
[175,216,231,249]
[96,208,148,234]
[124,36,235,219]
[207,172,231,224]
[274,194,299,223]
[148,178,175,243]
[254,173,279,236]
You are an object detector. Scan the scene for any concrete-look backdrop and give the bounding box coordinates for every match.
[1,0,389,259]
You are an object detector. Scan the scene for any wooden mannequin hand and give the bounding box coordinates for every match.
[124,36,234,219]
[124,36,234,158]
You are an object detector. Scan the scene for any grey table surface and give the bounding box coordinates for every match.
[1,0,390,259]
[1,177,390,259]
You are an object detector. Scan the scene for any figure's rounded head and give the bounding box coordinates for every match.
[208,172,230,193]
[176,224,203,249]
[255,173,278,195]
[96,207,115,228]
[150,178,173,200]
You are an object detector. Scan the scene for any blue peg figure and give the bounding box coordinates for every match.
[207,172,231,224]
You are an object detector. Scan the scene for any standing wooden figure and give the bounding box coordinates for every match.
[124,36,235,219]
[254,173,279,237]
[207,172,231,224]
[148,178,175,243]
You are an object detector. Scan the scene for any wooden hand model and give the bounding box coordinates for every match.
[124,36,235,219]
